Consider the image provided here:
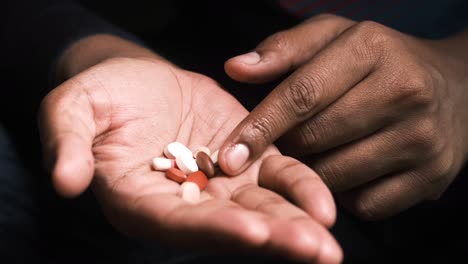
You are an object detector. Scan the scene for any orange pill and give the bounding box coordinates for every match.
[186,171,209,190]
[166,168,187,183]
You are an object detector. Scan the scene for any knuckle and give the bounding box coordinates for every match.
[314,162,342,191]
[397,69,435,108]
[429,156,454,189]
[247,116,276,144]
[263,30,291,52]
[286,74,323,117]
[307,13,345,25]
[353,21,394,51]
[349,198,380,221]
[409,118,443,157]
[416,154,455,200]
[295,115,334,153]
[307,13,354,25]
[312,13,339,21]
[297,122,322,151]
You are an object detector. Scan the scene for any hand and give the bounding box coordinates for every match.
[220,14,468,220]
[38,57,341,263]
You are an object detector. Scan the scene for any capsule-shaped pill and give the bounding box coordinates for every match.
[166,168,187,183]
[186,171,209,190]
[164,142,192,159]
[152,157,176,171]
[176,152,199,175]
[178,181,200,203]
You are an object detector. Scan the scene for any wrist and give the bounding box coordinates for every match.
[55,34,163,83]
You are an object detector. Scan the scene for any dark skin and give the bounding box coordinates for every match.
[39,35,341,263]
[220,14,468,220]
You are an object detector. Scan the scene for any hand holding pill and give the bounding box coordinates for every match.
[39,57,342,263]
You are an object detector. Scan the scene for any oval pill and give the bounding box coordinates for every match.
[152,157,176,171]
[166,168,187,183]
[193,146,211,158]
[164,142,192,159]
[195,152,215,178]
[186,171,209,190]
[178,181,200,203]
[176,152,199,175]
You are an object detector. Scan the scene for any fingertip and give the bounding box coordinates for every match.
[225,51,281,84]
[311,190,337,228]
[317,229,344,264]
[219,143,251,176]
[320,241,344,264]
[224,52,259,83]
[321,207,337,229]
[230,52,261,65]
[260,156,337,227]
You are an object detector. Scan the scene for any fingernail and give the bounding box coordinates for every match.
[235,51,261,65]
[224,144,250,172]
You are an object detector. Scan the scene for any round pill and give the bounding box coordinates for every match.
[195,152,215,178]
[152,157,176,171]
[166,168,187,183]
[176,152,199,175]
[164,142,192,159]
[193,146,211,158]
[186,171,209,190]
[178,181,200,203]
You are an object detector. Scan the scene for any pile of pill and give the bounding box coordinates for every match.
[152,142,219,203]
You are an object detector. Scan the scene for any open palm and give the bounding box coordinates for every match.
[39,57,340,263]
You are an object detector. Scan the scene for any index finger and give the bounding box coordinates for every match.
[219,23,385,175]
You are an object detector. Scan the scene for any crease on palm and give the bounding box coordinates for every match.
[86,67,274,206]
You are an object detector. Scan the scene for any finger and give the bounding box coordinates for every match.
[230,183,309,220]
[220,23,384,175]
[231,184,341,262]
[225,14,355,83]
[315,219,344,264]
[278,69,403,156]
[336,164,448,220]
[266,218,342,263]
[38,83,98,198]
[309,122,421,192]
[257,155,336,227]
[118,194,270,249]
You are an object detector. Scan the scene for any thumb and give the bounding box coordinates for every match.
[224,14,354,84]
[38,84,97,198]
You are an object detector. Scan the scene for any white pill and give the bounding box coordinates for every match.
[152,157,175,171]
[210,150,219,164]
[193,146,211,158]
[164,142,192,159]
[176,152,199,175]
[178,181,200,203]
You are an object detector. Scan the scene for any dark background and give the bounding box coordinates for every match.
[1,1,467,263]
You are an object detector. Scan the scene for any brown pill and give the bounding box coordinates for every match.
[166,168,187,183]
[186,171,209,190]
[196,151,215,178]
